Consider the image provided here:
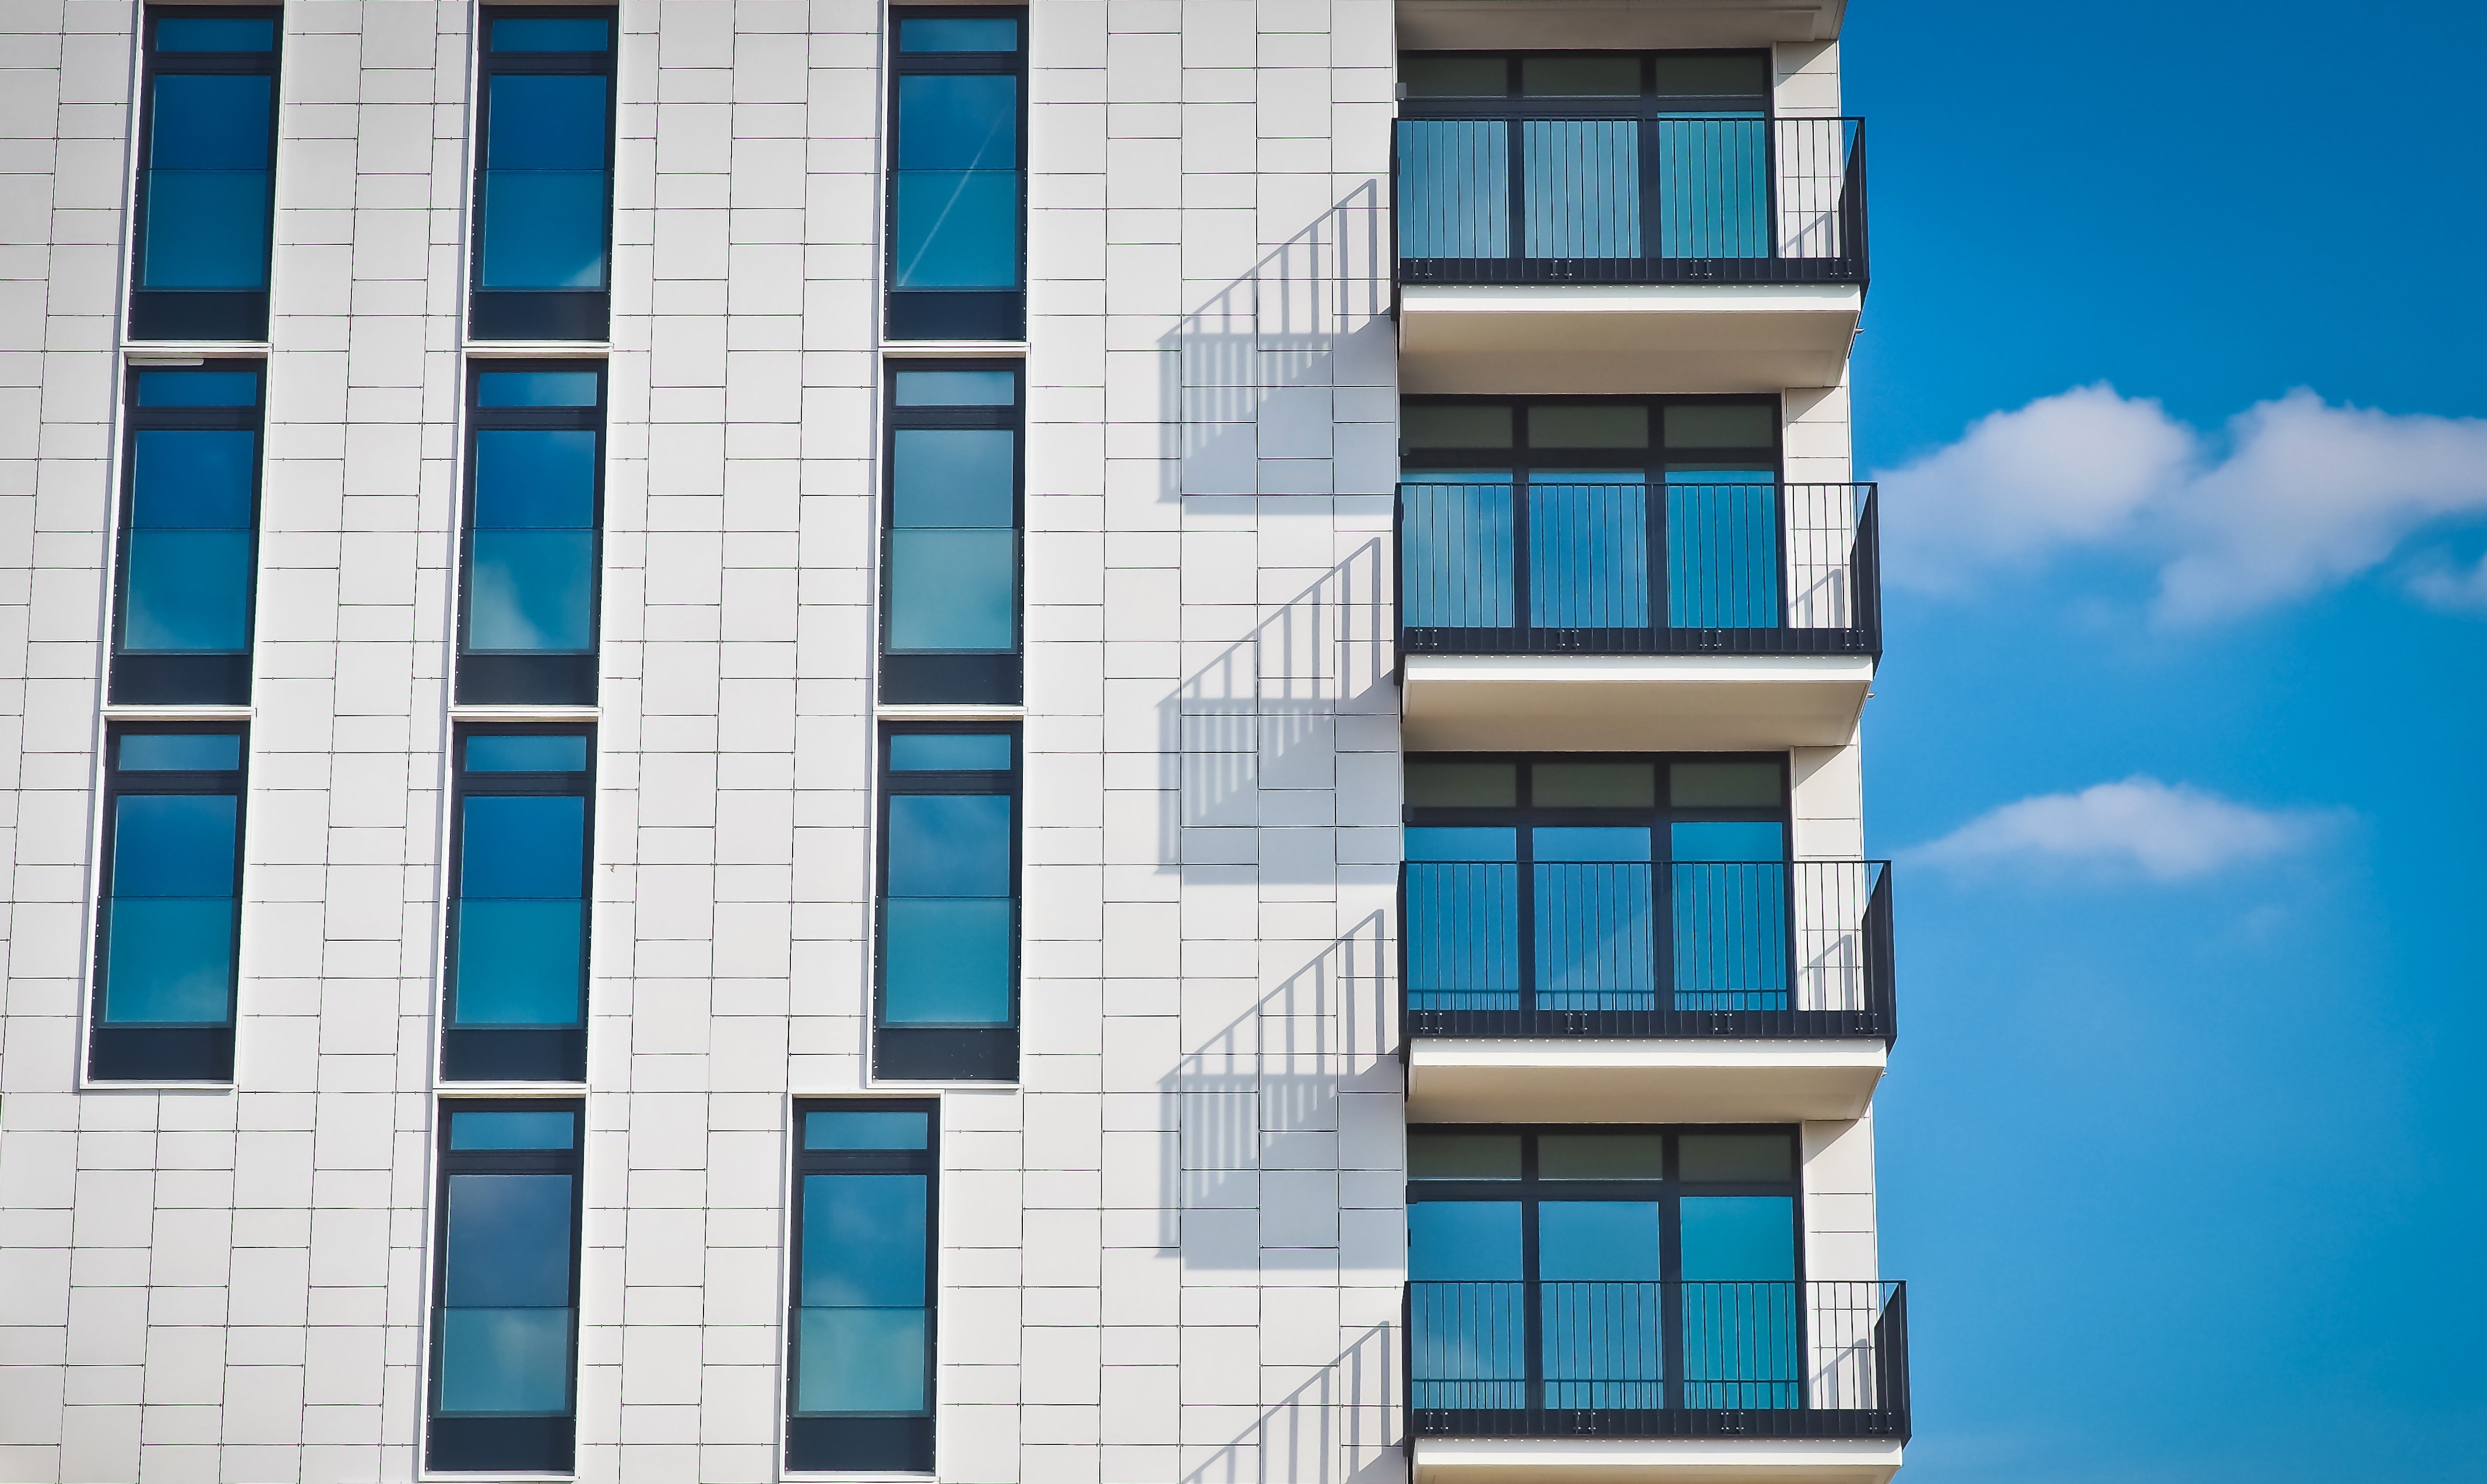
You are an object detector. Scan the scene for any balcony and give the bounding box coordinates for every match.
[1397,483,1880,752]
[1394,115,1867,393]
[1407,1281,1908,1484]
[1401,858,1892,1123]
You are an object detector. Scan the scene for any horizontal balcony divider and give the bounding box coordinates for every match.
[1394,115,1867,286]
[1401,859,1895,1044]
[1403,1279,1909,1441]
[1398,482,1882,659]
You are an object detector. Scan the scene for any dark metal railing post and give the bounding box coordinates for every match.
[1865,863,1895,1045]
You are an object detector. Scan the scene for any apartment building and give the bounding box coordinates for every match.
[0,1,1905,1482]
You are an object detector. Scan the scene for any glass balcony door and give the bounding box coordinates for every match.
[1396,51,1775,275]
[1403,756,1794,1028]
[1408,1130,1803,1420]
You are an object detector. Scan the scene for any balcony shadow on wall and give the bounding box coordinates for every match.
[1156,180,1394,504]
[1159,543,1393,884]
[1159,910,1396,1259]
[1185,1325,1407,1484]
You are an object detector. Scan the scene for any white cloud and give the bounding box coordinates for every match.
[1910,777,2333,882]
[2405,551,2487,614]
[1876,385,2487,621]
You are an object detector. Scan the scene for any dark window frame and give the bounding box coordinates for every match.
[470,6,620,342]
[1398,49,1776,118]
[885,6,1029,342]
[89,719,249,1083]
[441,723,596,1083]
[874,722,1021,1082]
[1402,751,1791,836]
[456,360,607,705]
[111,360,266,706]
[879,358,1024,704]
[786,1098,942,1473]
[129,5,283,341]
[1399,393,1784,478]
[425,1098,585,1474]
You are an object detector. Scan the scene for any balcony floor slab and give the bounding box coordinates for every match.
[1413,1437,1904,1484]
[1401,653,1874,752]
[1398,283,1863,396]
[1408,1039,1887,1124]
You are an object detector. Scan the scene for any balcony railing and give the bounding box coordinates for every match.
[1398,482,1881,658]
[1394,115,1867,286]
[1402,859,1895,1042]
[1406,1280,1909,1440]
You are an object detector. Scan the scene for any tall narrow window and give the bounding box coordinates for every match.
[90,724,248,1082]
[444,728,593,1083]
[130,8,280,340]
[888,9,1026,341]
[459,363,604,704]
[788,1102,938,1472]
[472,9,617,341]
[881,363,1021,703]
[112,363,263,705]
[876,727,1018,1081]
[428,1102,583,1474]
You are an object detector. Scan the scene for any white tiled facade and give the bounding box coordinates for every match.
[0,3,1888,1484]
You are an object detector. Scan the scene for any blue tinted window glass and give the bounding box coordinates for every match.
[465,734,589,772]
[141,74,272,290]
[894,370,1016,406]
[881,899,1011,1024]
[892,428,1014,527]
[118,733,241,771]
[111,793,237,897]
[801,1174,927,1306]
[899,16,1018,51]
[476,371,600,407]
[479,74,610,290]
[805,1109,933,1151]
[886,794,1008,897]
[1667,472,1781,629]
[492,16,610,51]
[893,74,1020,289]
[124,427,255,655]
[468,428,597,653]
[798,1306,928,1415]
[459,795,586,899]
[1670,821,1782,862]
[888,733,1011,771]
[889,529,1014,652]
[1404,827,1517,863]
[101,793,238,1026]
[797,1173,930,1414]
[450,1110,578,1151]
[156,17,277,50]
[453,899,585,1025]
[1538,1202,1662,1282]
[445,1173,575,1304]
[1534,853,1656,1012]
[438,1307,572,1413]
[1409,1201,1522,1281]
[1528,476,1649,630]
[1678,1196,1795,1281]
[1404,859,1521,1012]
[136,371,259,407]
[1533,827,1651,863]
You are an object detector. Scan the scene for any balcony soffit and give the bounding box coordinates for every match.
[1396,0,1848,52]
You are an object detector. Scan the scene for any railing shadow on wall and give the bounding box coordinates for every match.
[1157,178,1392,503]
[1159,909,1395,1256]
[1158,542,1392,884]
[1183,1325,1406,1484]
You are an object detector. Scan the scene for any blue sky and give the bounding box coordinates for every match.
[1845,3,2487,1478]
